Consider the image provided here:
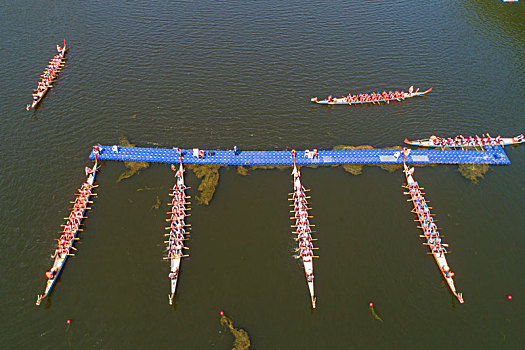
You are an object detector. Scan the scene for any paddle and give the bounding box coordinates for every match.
[288,196,310,201]
[401,185,424,190]
[163,255,189,260]
[423,243,448,247]
[288,189,311,195]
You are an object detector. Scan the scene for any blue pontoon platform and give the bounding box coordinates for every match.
[89,145,510,165]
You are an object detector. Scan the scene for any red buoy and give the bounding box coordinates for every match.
[220,311,224,316]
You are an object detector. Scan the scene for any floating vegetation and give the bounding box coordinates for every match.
[169,145,491,206]
[151,196,161,210]
[188,164,221,205]
[341,164,364,175]
[333,144,377,151]
[116,136,149,183]
[458,164,490,183]
[249,164,288,171]
[236,165,249,176]
[220,311,251,350]
[368,302,383,323]
[334,145,403,175]
[378,163,403,173]
[136,186,162,192]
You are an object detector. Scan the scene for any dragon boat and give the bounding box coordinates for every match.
[405,134,524,148]
[311,87,431,105]
[289,150,316,308]
[36,155,98,305]
[165,150,190,305]
[27,40,67,110]
[402,149,464,304]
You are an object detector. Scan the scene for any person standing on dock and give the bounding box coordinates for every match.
[233,145,239,155]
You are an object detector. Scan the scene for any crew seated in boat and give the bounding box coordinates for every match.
[169,272,178,279]
[438,245,446,257]
[293,191,305,199]
[298,233,309,240]
[168,249,182,258]
[301,248,313,257]
[45,268,58,279]
[294,194,307,202]
[295,203,307,211]
[297,218,309,225]
[407,181,418,189]
[443,266,454,277]
[300,241,313,249]
[307,273,314,282]
[514,134,524,142]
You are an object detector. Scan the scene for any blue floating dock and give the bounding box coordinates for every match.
[89,145,510,165]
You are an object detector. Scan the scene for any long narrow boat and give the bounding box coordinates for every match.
[402,149,464,304]
[166,150,190,305]
[27,39,67,110]
[311,87,431,105]
[36,156,98,306]
[405,134,524,148]
[289,150,316,308]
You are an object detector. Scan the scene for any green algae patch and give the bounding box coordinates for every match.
[333,145,402,175]
[342,164,364,175]
[137,186,162,192]
[378,163,403,173]
[188,164,221,205]
[333,144,376,151]
[220,313,251,350]
[236,165,249,176]
[249,164,289,171]
[150,196,161,210]
[116,136,149,183]
[458,164,489,183]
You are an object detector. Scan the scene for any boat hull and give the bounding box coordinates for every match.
[36,161,97,305]
[312,87,431,105]
[28,42,67,110]
[405,135,524,148]
[403,161,464,304]
[167,162,188,305]
[291,163,316,309]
